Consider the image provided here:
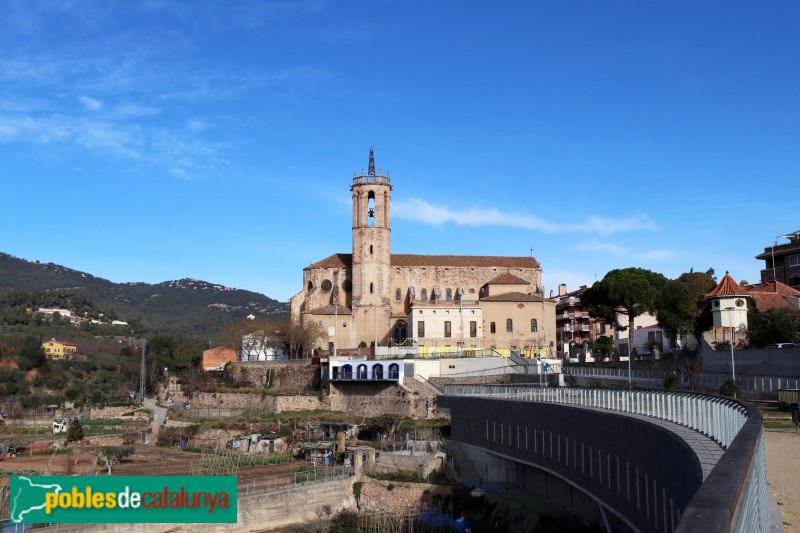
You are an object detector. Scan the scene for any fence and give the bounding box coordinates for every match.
[239,465,353,498]
[564,365,800,399]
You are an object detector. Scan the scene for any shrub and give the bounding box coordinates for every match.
[719,379,741,398]
[663,373,679,390]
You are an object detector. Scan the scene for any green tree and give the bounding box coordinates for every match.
[98,446,135,475]
[656,271,716,344]
[582,268,668,361]
[587,336,614,362]
[16,335,45,370]
[66,419,84,443]
[747,308,798,347]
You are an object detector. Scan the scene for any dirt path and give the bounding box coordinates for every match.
[765,430,800,532]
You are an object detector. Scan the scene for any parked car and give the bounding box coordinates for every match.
[766,343,798,349]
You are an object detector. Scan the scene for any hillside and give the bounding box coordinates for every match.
[0,252,289,338]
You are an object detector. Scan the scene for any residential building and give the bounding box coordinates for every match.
[704,271,800,332]
[202,347,239,371]
[289,149,556,353]
[755,230,800,289]
[41,338,77,360]
[552,284,611,359]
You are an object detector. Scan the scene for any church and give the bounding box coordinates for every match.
[290,150,556,355]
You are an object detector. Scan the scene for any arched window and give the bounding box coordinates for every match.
[372,364,384,380]
[490,322,496,334]
[307,281,314,292]
[421,289,428,301]
[530,319,538,333]
[388,363,400,379]
[395,288,401,301]
[446,288,452,301]
[357,365,368,380]
[342,364,353,380]
[506,319,513,332]
[369,245,373,255]
[369,283,374,294]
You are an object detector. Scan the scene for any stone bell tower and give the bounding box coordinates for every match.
[350,148,392,345]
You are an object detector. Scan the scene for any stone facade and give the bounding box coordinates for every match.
[290,150,555,352]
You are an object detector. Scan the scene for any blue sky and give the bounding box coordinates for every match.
[1,1,798,302]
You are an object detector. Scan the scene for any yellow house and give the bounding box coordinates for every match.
[42,339,78,360]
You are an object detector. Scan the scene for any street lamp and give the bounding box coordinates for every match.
[724,307,737,386]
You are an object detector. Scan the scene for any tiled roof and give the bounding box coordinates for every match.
[305,254,352,270]
[304,253,540,270]
[486,272,530,285]
[202,347,238,370]
[744,280,800,297]
[749,292,798,312]
[704,272,750,298]
[306,304,352,315]
[480,291,545,302]
[392,254,540,268]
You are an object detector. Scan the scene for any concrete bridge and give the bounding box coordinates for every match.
[438,385,771,533]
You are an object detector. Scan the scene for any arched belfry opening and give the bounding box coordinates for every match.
[367,190,376,227]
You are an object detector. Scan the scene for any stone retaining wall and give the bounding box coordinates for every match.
[230,361,320,392]
[329,382,434,418]
[358,478,450,514]
[165,391,328,413]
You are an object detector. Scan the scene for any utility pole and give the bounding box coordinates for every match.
[138,338,147,403]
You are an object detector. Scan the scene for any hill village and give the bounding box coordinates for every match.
[1,152,799,532]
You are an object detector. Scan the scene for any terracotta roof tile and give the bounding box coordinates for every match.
[391,254,540,268]
[704,272,750,298]
[744,280,800,296]
[749,292,799,312]
[480,291,545,302]
[305,253,540,270]
[486,272,530,285]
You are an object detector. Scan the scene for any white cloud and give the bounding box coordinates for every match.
[78,95,103,110]
[169,168,188,178]
[576,240,627,256]
[636,250,678,261]
[393,198,656,236]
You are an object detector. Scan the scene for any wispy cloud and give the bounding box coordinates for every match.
[393,199,656,236]
[78,95,103,110]
[636,249,678,261]
[577,240,627,256]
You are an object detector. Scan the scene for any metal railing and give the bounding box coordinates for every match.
[566,365,800,396]
[442,384,770,533]
[443,384,747,450]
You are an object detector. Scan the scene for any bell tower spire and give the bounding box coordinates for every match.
[368,146,376,177]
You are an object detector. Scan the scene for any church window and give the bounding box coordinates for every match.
[418,321,425,338]
[369,283,374,294]
[343,280,352,292]
[395,288,401,301]
[446,288,452,301]
[490,322,496,334]
[321,280,332,292]
[370,245,373,255]
[307,281,313,292]
[531,319,538,333]
[421,289,428,301]
[470,321,477,337]
[444,321,451,338]
[506,319,513,332]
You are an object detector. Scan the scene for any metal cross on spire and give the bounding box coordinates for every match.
[368,146,375,176]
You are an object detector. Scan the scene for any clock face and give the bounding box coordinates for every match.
[321,280,332,292]
[735,299,744,307]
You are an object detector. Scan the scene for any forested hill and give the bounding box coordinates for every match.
[0,252,289,339]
